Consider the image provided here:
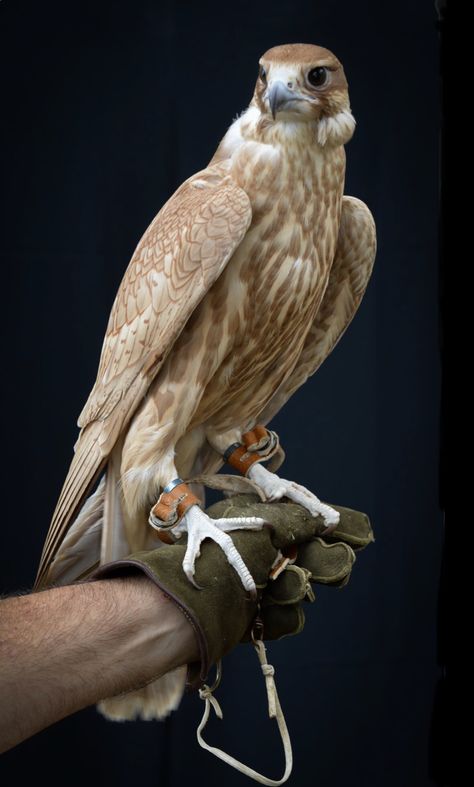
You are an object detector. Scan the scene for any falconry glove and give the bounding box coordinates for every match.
[92,494,373,680]
[91,494,373,785]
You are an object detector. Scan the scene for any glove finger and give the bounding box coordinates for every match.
[207,493,331,546]
[297,538,356,585]
[262,603,305,639]
[207,494,373,551]
[329,573,351,589]
[242,603,305,642]
[324,506,374,549]
[263,564,315,605]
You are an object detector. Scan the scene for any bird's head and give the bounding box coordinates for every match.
[252,43,355,146]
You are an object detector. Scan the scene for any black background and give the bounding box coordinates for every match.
[0,1,444,786]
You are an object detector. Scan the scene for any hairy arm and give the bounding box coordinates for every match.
[0,577,199,753]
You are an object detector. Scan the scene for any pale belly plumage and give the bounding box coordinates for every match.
[189,231,327,430]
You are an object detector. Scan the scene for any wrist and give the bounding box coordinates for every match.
[86,574,199,696]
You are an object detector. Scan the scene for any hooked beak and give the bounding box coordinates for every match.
[267,81,301,119]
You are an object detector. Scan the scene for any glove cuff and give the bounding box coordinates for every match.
[88,531,274,690]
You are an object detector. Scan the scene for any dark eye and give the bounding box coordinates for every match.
[259,66,267,83]
[307,67,327,87]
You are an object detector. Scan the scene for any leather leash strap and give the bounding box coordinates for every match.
[197,640,293,785]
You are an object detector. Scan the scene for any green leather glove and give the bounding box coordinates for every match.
[92,494,373,686]
[207,494,373,642]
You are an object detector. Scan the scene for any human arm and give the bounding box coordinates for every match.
[0,576,198,753]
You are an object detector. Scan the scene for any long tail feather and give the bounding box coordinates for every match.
[39,429,188,721]
[35,426,105,589]
[98,666,187,721]
[96,442,186,722]
[101,447,129,563]
[43,477,105,586]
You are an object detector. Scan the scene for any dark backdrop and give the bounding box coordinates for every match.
[0,1,444,786]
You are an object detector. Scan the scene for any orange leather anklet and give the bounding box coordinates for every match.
[149,479,200,544]
[223,426,279,476]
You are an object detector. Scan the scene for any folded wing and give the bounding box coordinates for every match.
[258,196,376,424]
[35,170,252,587]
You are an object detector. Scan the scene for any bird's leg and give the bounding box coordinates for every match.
[219,424,340,531]
[121,389,264,594]
[148,477,264,597]
[247,463,340,531]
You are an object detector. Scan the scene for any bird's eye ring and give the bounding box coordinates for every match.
[259,66,267,83]
[307,67,327,87]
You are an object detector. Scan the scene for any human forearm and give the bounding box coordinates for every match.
[0,576,198,752]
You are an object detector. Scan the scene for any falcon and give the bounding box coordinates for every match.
[34,43,375,715]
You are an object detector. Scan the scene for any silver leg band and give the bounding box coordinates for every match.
[162,477,185,494]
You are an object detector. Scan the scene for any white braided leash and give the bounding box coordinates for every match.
[197,641,293,785]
